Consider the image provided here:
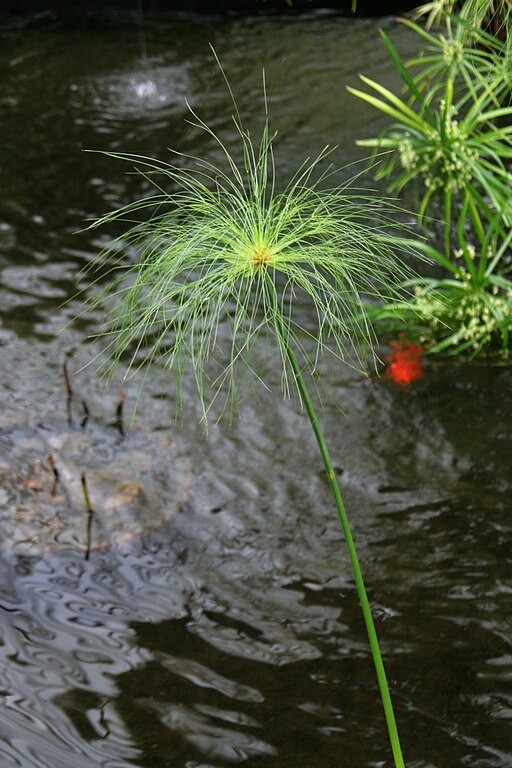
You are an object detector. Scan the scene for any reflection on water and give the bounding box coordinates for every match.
[73,60,190,132]
[0,9,512,768]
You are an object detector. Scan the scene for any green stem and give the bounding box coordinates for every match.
[466,191,485,244]
[276,318,405,768]
[444,184,452,260]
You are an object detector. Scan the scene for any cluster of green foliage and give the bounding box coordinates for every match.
[412,0,511,31]
[349,7,512,361]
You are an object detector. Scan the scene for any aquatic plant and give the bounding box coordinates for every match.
[398,14,512,111]
[347,12,512,365]
[367,208,512,360]
[85,56,418,767]
[397,15,498,105]
[411,0,512,33]
[347,23,512,255]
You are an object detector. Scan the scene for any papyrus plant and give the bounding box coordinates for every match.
[85,57,416,767]
[347,25,512,255]
[398,15,498,105]
[365,206,512,360]
[411,0,512,32]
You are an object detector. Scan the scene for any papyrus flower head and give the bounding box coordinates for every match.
[85,61,413,426]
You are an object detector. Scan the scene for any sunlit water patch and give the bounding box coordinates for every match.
[72,60,191,135]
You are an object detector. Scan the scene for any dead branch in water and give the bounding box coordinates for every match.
[81,472,94,560]
[81,399,90,428]
[63,362,73,424]
[47,452,59,496]
[115,391,126,436]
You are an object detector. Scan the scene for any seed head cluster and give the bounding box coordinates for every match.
[442,38,464,67]
[411,245,512,356]
[398,117,478,193]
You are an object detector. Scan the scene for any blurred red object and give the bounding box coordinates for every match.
[384,340,425,386]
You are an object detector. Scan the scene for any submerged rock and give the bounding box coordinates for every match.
[0,414,191,555]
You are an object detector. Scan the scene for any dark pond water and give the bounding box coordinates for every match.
[1,9,512,768]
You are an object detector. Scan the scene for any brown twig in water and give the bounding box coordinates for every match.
[48,452,59,496]
[81,399,90,428]
[63,362,73,424]
[115,391,126,436]
[63,362,73,398]
[81,472,94,560]
[48,452,59,481]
